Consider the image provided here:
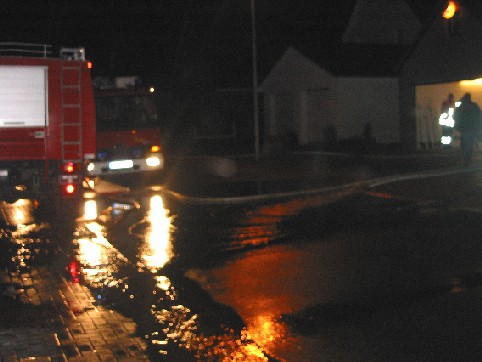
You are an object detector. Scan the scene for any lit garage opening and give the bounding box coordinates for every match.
[416,79,482,150]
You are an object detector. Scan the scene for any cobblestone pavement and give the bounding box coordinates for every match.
[0,266,148,361]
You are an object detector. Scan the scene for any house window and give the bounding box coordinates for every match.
[443,1,460,37]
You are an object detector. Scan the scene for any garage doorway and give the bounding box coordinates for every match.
[416,80,482,150]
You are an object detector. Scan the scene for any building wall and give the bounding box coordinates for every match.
[400,1,482,150]
[263,76,399,146]
[262,46,403,147]
[261,47,336,146]
[264,89,340,146]
[337,77,400,143]
[261,48,335,93]
[301,89,336,144]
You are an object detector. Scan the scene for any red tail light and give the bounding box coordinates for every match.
[65,184,75,194]
[62,162,79,173]
[60,183,77,198]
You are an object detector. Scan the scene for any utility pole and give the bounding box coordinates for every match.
[250,0,260,160]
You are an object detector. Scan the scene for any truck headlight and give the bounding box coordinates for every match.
[146,156,161,167]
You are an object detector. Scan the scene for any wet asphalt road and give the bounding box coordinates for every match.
[85,166,482,361]
[3,159,482,361]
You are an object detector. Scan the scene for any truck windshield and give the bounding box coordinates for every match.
[95,95,158,131]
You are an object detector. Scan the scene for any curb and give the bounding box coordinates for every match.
[160,164,482,205]
[160,181,368,205]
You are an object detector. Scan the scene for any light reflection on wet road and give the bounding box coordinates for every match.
[68,190,421,361]
[74,193,276,360]
[0,199,56,275]
[69,187,429,361]
[5,164,482,360]
[131,195,174,272]
[8,171,482,361]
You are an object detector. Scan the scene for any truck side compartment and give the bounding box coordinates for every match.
[0,43,96,199]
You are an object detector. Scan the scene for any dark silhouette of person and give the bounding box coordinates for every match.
[454,93,482,165]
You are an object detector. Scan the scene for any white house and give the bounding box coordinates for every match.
[260,0,422,150]
[260,47,401,146]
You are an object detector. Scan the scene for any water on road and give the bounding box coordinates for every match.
[4,170,482,361]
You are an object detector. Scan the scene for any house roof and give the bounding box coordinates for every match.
[171,1,439,89]
[404,0,440,22]
[397,0,482,73]
[290,0,431,78]
[259,0,435,81]
[296,43,407,78]
[457,0,482,17]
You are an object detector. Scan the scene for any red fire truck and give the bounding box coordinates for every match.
[0,43,96,199]
[85,76,163,180]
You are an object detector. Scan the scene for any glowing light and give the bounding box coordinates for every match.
[156,276,172,291]
[146,156,161,167]
[83,178,95,190]
[64,162,74,173]
[65,184,75,194]
[151,194,163,210]
[439,102,460,128]
[137,195,173,272]
[460,78,482,86]
[150,145,161,153]
[109,159,134,170]
[84,199,97,221]
[439,108,455,127]
[2,199,35,227]
[242,316,288,358]
[443,1,458,19]
[149,87,155,93]
[15,208,25,224]
[442,136,452,145]
[68,258,81,283]
[87,163,95,172]
[78,237,103,267]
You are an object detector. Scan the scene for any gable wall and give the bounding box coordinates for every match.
[261,48,335,92]
[261,48,339,146]
[337,77,400,143]
[401,2,482,149]
[263,75,400,146]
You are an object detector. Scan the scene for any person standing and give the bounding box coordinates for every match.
[442,93,455,113]
[454,93,482,165]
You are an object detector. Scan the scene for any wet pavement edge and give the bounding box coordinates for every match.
[0,265,148,361]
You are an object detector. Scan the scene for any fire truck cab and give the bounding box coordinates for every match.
[0,42,96,199]
[86,76,164,180]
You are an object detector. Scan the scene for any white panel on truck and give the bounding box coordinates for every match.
[0,66,48,128]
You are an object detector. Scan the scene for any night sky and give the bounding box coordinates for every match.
[1,1,435,88]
